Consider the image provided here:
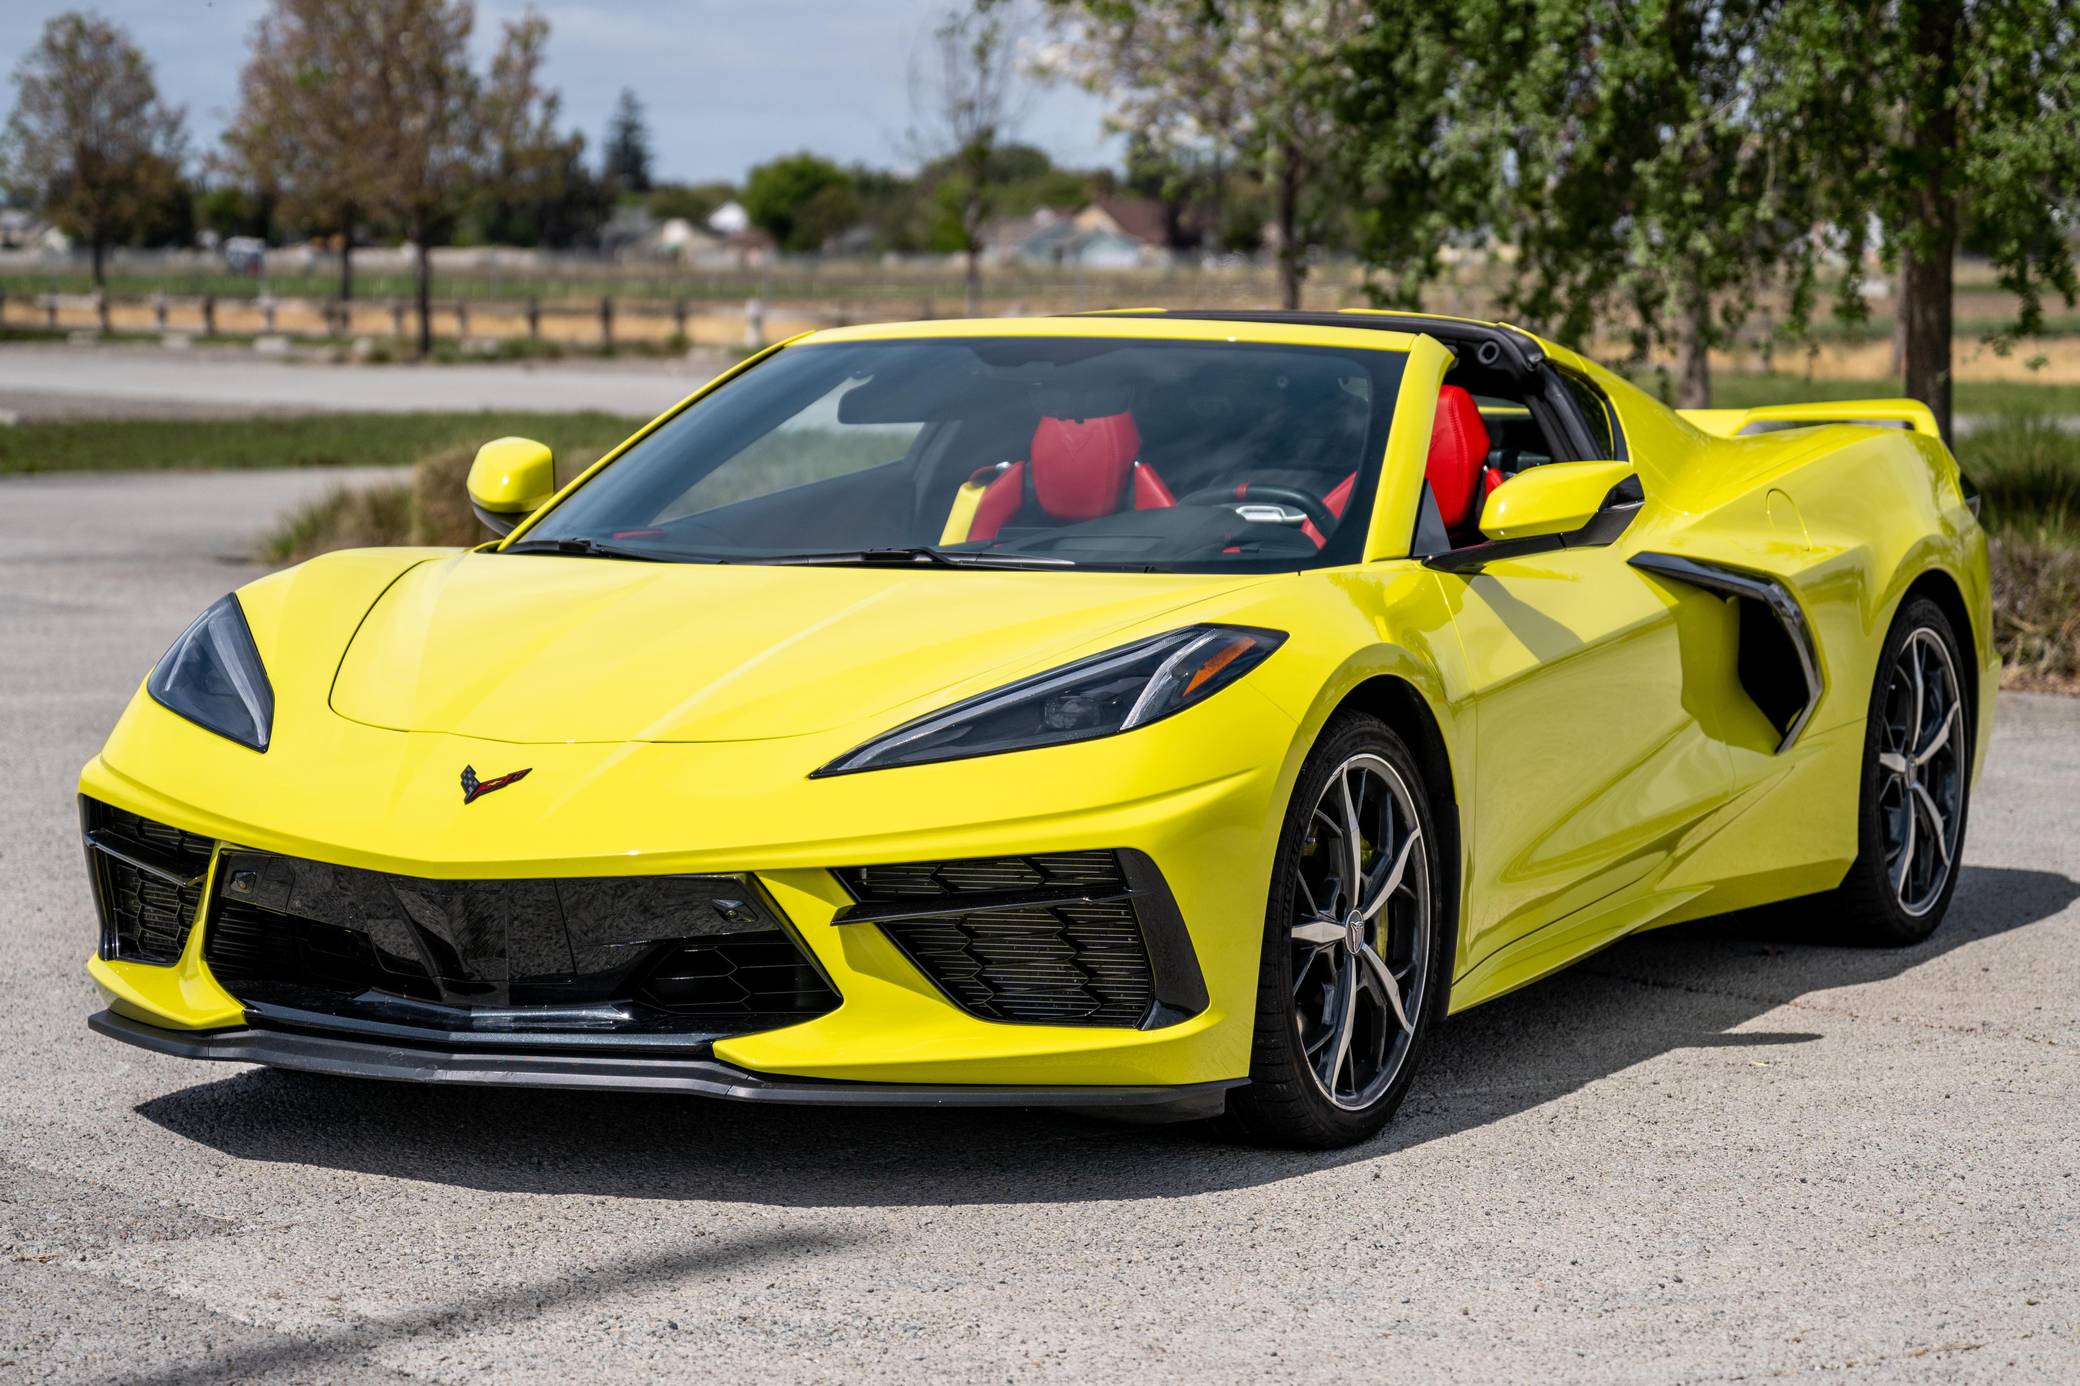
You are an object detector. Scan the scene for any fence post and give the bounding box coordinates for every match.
[260,296,277,333]
[526,295,541,342]
[672,297,689,343]
[46,291,58,329]
[390,299,406,338]
[599,294,613,349]
[744,297,765,349]
[96,290,110,335]
[917,298,932,321]
[153,290,168,329]
[455,299,469,341]
[200,295,216,337]
[0,286,7,328]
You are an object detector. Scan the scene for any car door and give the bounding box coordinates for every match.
[1427,385,1733,982]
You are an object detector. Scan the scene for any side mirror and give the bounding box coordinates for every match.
[1478,460,1636,541]
[466,437,556,536]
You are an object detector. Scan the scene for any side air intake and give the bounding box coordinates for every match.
[1629,552,1824,751]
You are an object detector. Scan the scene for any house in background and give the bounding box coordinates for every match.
[987,194,1179,270]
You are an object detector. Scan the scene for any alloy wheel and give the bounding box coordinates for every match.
[1876,627,1966,917]
[1289,752,1431,1111]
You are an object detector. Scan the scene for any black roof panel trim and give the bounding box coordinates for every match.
[1074,309,1547,374]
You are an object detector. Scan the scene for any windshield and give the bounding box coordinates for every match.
[520,336,1407,571]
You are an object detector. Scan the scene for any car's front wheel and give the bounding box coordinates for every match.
[1223,713,1450,1149]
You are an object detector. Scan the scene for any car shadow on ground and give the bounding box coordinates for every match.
[136,864,2076,1207]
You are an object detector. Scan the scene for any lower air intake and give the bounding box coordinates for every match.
[82,799,214,965]
[835,850,1202,1029]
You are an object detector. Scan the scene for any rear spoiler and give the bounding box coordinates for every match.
[1679,398,1942,440]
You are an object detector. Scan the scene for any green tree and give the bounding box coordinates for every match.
[1419,0,1814,406]
[1766,0,2080,440]
[0,11,187,287]
[602,87,653,193]
[743,152,857,252]
[223,0,380,302]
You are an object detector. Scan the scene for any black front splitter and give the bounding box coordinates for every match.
[89,1009,1240,1116]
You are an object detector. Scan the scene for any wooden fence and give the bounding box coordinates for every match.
[0,288,849,351]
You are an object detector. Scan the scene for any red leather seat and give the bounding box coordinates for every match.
[1293,385,1492,547]
[1426,384,1493,529]
[968,412,1174,542]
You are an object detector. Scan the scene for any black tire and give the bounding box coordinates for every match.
[1815,595,1972,946]
[1222,712,1451,1149]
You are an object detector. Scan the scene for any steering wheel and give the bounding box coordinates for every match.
[1210,484,1339,536]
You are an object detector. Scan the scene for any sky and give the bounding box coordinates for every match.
[2,0,1123,185]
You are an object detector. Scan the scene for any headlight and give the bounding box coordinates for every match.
[146,595,274,751]
[815,624,1285,776]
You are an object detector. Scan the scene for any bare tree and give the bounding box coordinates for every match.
[223,0,380,305]
[479,13,595,249]
[1036,1,1360,309]
[1,11,186,289]
[912,4,1031,315]
[340,0,479,358]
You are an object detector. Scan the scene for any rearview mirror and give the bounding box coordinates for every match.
[466,437,557,536]
[1478,461,1636,542]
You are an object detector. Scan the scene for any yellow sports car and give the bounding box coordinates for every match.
[81,310,1994,1148]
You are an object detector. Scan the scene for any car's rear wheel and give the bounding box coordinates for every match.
[1223,713,1449,1149]
[1816,595,1972,945]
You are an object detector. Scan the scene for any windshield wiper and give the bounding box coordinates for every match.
[759,546,1074,569]
[502,537,685,563]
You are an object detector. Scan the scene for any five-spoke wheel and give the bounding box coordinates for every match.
[1288,752,1430,1110]
[1819,594,1973,945]
[1225,713,1445,1147]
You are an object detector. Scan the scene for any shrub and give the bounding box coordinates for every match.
[266,441,610,560]
[1989,534,2080,692]
[1958,418,2080,539]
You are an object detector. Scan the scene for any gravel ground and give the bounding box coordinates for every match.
[1,467,2075,1384]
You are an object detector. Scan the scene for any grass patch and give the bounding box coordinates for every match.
[1959,419,2080,539]
[1699,373,2080,417]
[0,411,646,475]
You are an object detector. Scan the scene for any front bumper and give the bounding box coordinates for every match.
[88,1008,1240,1115]
[82,671,1300,1089]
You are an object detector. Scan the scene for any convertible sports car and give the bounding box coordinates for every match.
[81,310,1993,1148]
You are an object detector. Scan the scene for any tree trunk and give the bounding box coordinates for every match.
[90,237,107,290]
[338,211,355,305]
[1275,147,1302,310]
[1676,278,1712,408]
[1902,0,1961,443]
[964,245,980,317]
[1903,242,1954,444]
[414,233,433,360]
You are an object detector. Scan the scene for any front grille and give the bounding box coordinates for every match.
[836,851,1157,1027]
[201,849,837,1037]
[82,799,214,965]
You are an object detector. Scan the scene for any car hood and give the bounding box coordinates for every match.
[328,553,1270,745]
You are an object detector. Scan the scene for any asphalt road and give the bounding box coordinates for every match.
[0,342,723,421]
[3,467,2077,1384]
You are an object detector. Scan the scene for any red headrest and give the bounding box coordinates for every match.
[1029,413,1141,520]
[1425,385,1492,529]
